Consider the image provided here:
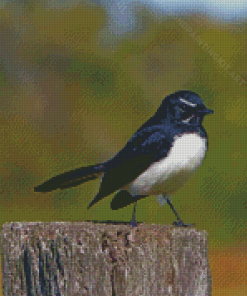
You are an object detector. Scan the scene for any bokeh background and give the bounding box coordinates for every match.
[0,0,247,294]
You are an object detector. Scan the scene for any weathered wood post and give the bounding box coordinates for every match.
[1,222,211,295]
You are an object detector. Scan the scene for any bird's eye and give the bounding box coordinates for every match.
[178,103,188,111]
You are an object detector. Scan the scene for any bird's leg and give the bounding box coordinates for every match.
[129,195,138,227]
[165,197,194,227]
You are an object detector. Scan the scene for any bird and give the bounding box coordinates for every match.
[34,90,213,227]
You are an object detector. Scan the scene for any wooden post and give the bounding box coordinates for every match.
[1,222,211,295]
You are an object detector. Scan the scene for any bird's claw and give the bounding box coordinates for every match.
[173,220,195,227]
[129,215,138,227]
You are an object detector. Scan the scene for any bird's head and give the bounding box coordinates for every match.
[157,90,214,126]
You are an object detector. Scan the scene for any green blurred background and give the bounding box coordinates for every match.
[0,1,246,295]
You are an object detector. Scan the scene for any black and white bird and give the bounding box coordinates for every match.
[34,90,213,226]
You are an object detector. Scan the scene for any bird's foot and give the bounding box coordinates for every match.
[173,220,195,227]
[129,215,138,227]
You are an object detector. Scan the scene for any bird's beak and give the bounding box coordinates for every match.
[201,108,214,115]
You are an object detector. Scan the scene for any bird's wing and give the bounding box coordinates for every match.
[88,126,172,208]
[110,190,148,210]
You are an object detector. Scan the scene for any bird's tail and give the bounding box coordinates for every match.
[34,163,105,193]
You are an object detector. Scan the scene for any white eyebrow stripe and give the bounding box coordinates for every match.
[179,98,197,107]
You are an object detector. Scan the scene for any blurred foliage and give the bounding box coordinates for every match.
[0,0,246,240]
[0,3,246,294]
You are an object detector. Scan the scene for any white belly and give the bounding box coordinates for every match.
[126,133,207,196]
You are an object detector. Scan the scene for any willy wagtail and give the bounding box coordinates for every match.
[34,90,213,226]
